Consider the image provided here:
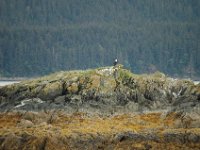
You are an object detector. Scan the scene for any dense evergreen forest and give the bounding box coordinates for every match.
[0,0,200,78]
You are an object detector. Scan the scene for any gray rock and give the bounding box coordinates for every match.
[70,95,82,105]
[113,132,146,142]
[37,81,63,100]
[164,133,186,143]
[188,134,200,143]
[54,96,66,104]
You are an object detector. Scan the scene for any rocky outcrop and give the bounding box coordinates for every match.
[1,66,200,149]
[0,65,200,114]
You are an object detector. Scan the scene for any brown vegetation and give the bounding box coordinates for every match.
[0,111,200,149]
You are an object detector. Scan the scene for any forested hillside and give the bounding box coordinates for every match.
[0,0,200,77]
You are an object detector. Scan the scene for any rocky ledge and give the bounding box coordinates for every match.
[0,65,200,149]
[0,65,200,113]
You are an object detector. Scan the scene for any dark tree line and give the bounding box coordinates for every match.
[0,0,200,78]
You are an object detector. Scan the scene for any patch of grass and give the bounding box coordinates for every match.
[1,112,200,149]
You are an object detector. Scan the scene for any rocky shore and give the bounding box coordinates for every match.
[0,65,200,149]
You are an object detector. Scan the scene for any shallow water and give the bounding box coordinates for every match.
[0,81,20,86]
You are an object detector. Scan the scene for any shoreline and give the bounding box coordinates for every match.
[0,77,30,81]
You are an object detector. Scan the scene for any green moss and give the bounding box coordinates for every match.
[118,69,133,80]
[152,71,166,78]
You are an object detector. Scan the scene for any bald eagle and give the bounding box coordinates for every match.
[114,59,118,66]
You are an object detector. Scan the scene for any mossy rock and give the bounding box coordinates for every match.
[67,83,79,94]
[37,81,63,100]
[0,65,200,113]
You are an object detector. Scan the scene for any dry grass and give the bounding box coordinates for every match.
[0,111,200,136]
[1,111,200,149]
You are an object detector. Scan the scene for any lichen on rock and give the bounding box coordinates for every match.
[0,65,199,114]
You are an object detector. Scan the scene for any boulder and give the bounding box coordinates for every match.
[54,96,66,104]
[37,81,63,100]
[113,132,146,142]
[17,119,34,128]
[67,83,79,94]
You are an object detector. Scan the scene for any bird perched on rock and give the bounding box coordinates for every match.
[114,59,118,66]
